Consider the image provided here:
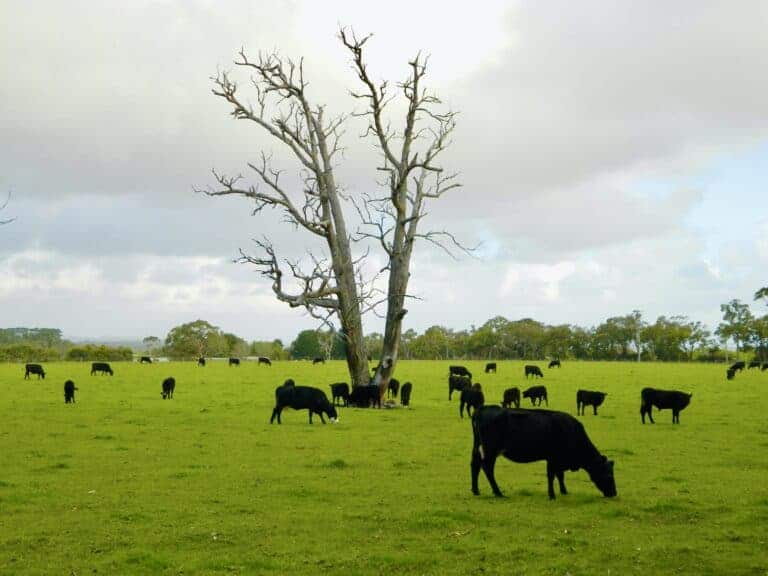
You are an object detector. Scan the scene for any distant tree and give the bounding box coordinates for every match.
[291,330,322,360]
[755,287,768,305]
[165,320,221,359]
[143,336,161,354]
[716,299,754,360]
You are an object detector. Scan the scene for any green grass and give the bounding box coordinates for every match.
[1,359,766,575]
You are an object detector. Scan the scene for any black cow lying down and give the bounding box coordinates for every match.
[348,384,381,408]
[64,380,78,403]
[577,390,607,415]
[162,377,175,399]
[471,406,617,500]
[271,385,338,424]
[640,387,691,424]
[460,384,484,418]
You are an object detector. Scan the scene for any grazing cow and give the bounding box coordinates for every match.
[470,406,617,500]
[640,387,692,424]
[387,378,400,399]
[161,377,175,399]
[313,357,325,365]
[400,382,413,407]
[348,384,381,408]
[90,362,113,376]
[329,382,350,407]
[524,365,544,379]
[258,357,272,366]
[139,356,152,364]
[548,360,561,369]
[449,365,472,380]
[763,363,768,371]
[485,362,497,374]
[576,390,607,415]
[523,385,548,406]
[748,360,761,369]
[270,385,338,424]
[729,361,746,372]
[501,387,520,409]
[460,383,485,418]
[229,357,240,367]
[726,367,736,380]
[24,363,46,380]
[449,374,471,400]
[64,380,78,404]
[197,357,206,367]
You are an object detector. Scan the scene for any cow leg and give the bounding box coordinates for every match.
[309,410,313,424]
[481,453,504,497]
[593,405,597,415]
[459,402,465,418]
[319,412,326,424]
[556,469,568,495]
[672,410,678,424]
[471,447,483,495]
[270,407,281,424]
[544,396,548,406]
[546,462,557,500]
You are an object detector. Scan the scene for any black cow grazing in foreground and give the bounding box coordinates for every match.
[161,377,175,399]
[24,363,46,380]
[64,380,78,404]
[485,362,497,374]
[460,384,485,418]
[271,385,338,424]
[228,357,240,367]
[348,384,381,408]
[748,360,761,369]
[501,387,520,409]
[91,362,113,376]
[258,356,272,366]
[525,365,544,379]
[640,387,692,424]
[449,375,471,400]
[329,382,350,407]
[576,390,607,415]
[387,378,400,399]
[197,357,206,367]
[313,357,325,365]
[400,382,413,407]
[139,356,152,364]
[471,405,617,500]
[449,365,472,380]
[523,385,548,406]
[726,367,736,380]
[730,361,746,373]
[548,359,561,369]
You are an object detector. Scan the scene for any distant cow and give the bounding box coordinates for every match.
[576,390,607,415]
[449,366,472,380]
[258,357,272,366]
[64,380,78,404]
[161,377,175,399]
[525,365,544,379]
[460,383,484,418]
[485,362,497,374]
[748,360,761,369]
[313,357,325,365]
[548,360,561,369]
[730,361,746,372]
[400,382,413,407]
[228,358,240,367]
[387,378,400,399]
[470,406,617,500]
[329,382,350,407]
[726,367,736,380]
[139,356,152,364]
[90,362,113,376]
[449,374,471,400]
[523,385,548,406]
[271,385,338,424]
[197,357,206,367]
[24,363,46,380]
[348,384,381,408]
[501,387,520,409]
[763,363,768,371]
[640,387,692,424]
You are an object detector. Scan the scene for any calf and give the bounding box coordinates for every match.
[90,362,113,376]
[548,360,561,369]
[485,362,497,374]
[726,367,736,380]
[748,360,761,369]
[139,356,152,364]
[449,374,471,400]
[449,365,472,380]
[197,357,206,367]
[471,406,617,500]
[387,378,400,399]
[228,357,240,367]
[271,385,338,424]
[64,380,78,404]
[523,385,548,406]
[525,365,544,378]
[24,363,46,380]
[312,357,325,365]
[161,377,175,399]
[729,361,746,372]
[501,387,520,409]
[348,384,381,408]
[576,390,607,415]
[460,383,484,418]
[329,382,350,407]
[258,356,272,366]
[400,382,413,407]
[640,387,692,424]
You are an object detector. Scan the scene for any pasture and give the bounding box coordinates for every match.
[0,360,766,575]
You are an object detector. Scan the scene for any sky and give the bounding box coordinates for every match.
[1,0,767,343]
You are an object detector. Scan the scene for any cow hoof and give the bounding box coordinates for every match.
[493,492,506,498]
[472,489,480,496]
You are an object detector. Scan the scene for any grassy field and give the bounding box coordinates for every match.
[1,359,766,575]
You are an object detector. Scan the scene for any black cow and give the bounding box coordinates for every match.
[348,384,381,408]
[460,384,484,418]
[258,357,272,366]
[471,406,617,500]
[400,382,413,407]
[91,362,113,376]
[229,357,240,367]
[449,374,471,400]
[763,363,768,371]
[387,378,400,399]
[161,377,175,399]
[197,357,206,367]
[139,356,152,364]
[312,357,325,365]
[726,367,736,380]
[730,361,746,372]
[449,366,472,380]
[640,387,692,424]
[330,382,350,407]
[501,387,520,409]
[525,365,544,378]
[576,390,607,415]
[24,363,46,380]
[748,360,761,369]
[523,385,548,406]
[548,360,561,369]
[64,380,78,404]
[271,385,338,424]
[485,362,497,374]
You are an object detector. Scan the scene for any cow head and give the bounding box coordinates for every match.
[327,404,339,423]
[588,456,617,498]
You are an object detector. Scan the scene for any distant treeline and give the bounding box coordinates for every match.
[0,328,132,362]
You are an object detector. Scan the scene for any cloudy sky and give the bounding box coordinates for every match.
[1,0,767,343]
